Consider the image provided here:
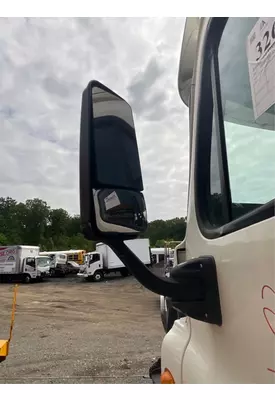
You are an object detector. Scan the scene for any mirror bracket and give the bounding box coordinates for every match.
[107,241,222,326]
[170,256,222,325]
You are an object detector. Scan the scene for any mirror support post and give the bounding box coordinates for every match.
[107,240,202,300]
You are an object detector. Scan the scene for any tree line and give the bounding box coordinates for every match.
[0,197,186,250]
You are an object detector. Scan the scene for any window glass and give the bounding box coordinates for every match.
[26,258,35,268]
[89,253,100,263]
[218,17,275,218]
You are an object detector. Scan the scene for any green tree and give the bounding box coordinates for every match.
[0,196,186,252]
[23,199,50,245]
[0,233,8,245]
[143,217,187,247]
[0,197,23,243]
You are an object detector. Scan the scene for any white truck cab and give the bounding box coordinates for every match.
[79,17,275,383]
[36,255,52,277]
[159,17,275,384]
[79,251,103,281]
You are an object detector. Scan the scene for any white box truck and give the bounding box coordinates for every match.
[0,245,44,283]
[78,238,151,282]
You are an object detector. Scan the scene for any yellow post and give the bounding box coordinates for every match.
[9,284,18,341]
[0,284,18,362]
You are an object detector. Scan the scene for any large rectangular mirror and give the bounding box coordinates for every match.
[80,80,147,240]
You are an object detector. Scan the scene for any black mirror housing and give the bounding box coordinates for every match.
[79,80,147,241]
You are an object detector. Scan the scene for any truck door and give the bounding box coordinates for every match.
[88,253,101,274]
[24,257,37,278]
[162,17,275,383]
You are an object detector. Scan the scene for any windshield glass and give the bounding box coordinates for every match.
[36,257,52,268]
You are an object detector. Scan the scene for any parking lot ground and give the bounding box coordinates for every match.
[0,274,163,384]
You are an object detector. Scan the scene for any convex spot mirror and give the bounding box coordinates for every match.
[80,80,147,240]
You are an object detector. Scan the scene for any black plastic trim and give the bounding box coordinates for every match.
[211,53,232,222]
[170,255,222,325]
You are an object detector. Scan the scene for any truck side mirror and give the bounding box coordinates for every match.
[80,80,147,241]
[79,80,222,326]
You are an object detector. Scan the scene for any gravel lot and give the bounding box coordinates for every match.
[0,273,164,384]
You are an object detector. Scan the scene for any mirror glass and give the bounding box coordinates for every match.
[91,86,143,191]
[95,188,147,232]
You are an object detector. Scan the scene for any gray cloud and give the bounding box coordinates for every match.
[0,17,188,221]
[43,77,70,98]
[127,57,166,114]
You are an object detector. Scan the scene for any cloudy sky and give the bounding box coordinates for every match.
[0,17,189,221]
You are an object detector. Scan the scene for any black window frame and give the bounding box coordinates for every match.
[195,17,275,240]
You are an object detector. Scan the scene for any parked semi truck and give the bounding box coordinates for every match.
[78,238,151,282]
[0,245,44,283]
[79,17,275,383]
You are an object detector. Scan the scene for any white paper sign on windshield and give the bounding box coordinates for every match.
[246,18,275,120]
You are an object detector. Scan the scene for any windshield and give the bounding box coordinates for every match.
[36,257,52,268]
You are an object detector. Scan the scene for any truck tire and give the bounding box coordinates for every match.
[120,269,129,277]
[23,274,32,284]
[93,271,104,282]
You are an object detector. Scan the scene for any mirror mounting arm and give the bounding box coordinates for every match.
[107,240,222,326]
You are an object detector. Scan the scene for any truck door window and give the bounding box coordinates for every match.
[89,254,100,264]
[26,258,35,268]
[218,18,275,219]
[196,18,275,237]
